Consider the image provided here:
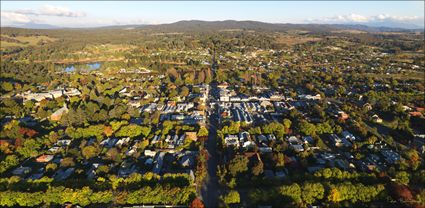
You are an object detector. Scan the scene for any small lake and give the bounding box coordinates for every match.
[59,62,102,72]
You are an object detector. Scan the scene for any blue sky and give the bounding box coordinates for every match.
[1,1,424,27]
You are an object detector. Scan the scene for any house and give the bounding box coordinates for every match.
[126,147,137,156]
[239,131,250,143]
[372,114,383,123]
[50,104,68,121]
[242,141,256,149]
[335,159,350,171]
[144,158,154,166]
[151,135,161,144]
[380,149,400,164]
[298,94,321,100]
[53,168,75,181]
[230,96,241,102]
[116,137,131,147]
[302,136,314,145]
[320,152,336,160]
[258,147,273,153]
[49,90,63,99]
[36,154,54,163]
[22,92,52,102]
[180,155,194,168]
[266,134,276,141]
[225,135,239,147]
[363,103,373,111]
[86,163,101,179]
[118,87,128,94]
[292,144,305,152]
[128,100,141,108]
[56,139,72,147]
[100,138,119,148]
[142,103,157,113]
[220,90,230,102]
[338,111,349,120]
[402,105,412,111]
[409,111,423,117]
[48,146,60,153]
[341,131,356,141]
[144,149,157,157]
[329,134,352,148]
[287,136,304,152]
[28,172,44,180]
[63,88,81,97]
[257,135,268,143]
[270,94,285,101]
[118,161,137,177]
[20,117,37,127]
[260,100,273,109]
[218,82,229,89]
[153,152,166,174]
[12,167,31,177]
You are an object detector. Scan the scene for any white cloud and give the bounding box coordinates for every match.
[372,14,419,22]
[1,11,32,24]
[11,5,86,18]
[1,5,87,26]
[308,13,422,24]
[39,5,86,17]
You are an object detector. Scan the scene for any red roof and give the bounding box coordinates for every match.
[36,155,54,163]
[409,112,423,117]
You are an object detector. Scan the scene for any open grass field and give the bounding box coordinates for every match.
[274,34,322,46]
[0,35,56,49]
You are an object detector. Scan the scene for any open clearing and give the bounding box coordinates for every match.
[1,35,56,49]
[274,34,322,46]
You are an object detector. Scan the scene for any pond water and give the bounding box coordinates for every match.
[60,62,102,72]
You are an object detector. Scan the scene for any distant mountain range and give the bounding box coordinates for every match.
[347,20,423,30]
[12,22,62,29]
[5,20,424,32]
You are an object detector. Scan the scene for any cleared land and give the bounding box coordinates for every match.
[0,35,56,49]
[274,34,322,46]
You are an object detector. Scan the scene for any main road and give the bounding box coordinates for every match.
[200,82,220,207]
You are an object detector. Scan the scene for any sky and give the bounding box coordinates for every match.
[1,1,424,28]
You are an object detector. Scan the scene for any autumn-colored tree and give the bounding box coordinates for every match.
[222,190,240,205]
[103,125,113,137]
[60,157,75,167]
[197,126,209,137]
[228,155,249,176]
[18,127,38,138]
[190,198,205,208]
[82,146,98,160]
[390,183,413,202]
[328,187,341,203]
[252,161,264,176]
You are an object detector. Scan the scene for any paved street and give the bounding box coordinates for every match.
[201,82,220,208]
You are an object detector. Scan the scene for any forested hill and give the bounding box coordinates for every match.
[2,20,420,34]
[143,20,420,33]
[142,20,336,33]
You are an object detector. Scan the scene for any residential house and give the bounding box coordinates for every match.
[225,135,239,147]
[12,167,31,177]
[50,104,68,121]
[372,114,383,123]
[53,168,75,181]
[341,131,356,141]
[36,155,54,163]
